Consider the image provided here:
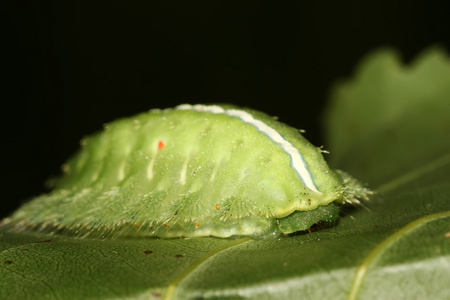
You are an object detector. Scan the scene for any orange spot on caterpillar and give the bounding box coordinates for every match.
[194,223,200,227]
[215,205,221,210]
[158,140,166,149]
[134,224,141,229]
[163,224,171,229]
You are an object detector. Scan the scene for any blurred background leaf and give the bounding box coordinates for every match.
[325,47,450,187]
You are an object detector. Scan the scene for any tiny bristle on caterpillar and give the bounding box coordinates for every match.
[1,104,372,238]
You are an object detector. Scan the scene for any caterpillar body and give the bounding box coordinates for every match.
[2,104,371,238]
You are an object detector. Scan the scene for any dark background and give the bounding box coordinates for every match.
[2,1,449,218]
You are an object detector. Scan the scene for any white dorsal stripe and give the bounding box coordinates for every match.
[176,104,320,193]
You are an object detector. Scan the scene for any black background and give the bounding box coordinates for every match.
[2,1,449,218]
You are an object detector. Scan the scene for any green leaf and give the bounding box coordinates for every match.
[324,46,450,187]
[2,47,450,299]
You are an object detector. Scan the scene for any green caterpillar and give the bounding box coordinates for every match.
[2,104,371,238]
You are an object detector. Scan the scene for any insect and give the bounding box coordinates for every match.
[1,104,371,238]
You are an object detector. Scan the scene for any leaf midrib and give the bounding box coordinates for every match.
[163,237,253,300]
[347,210,450,300]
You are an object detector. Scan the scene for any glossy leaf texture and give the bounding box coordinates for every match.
[1,47,450,299]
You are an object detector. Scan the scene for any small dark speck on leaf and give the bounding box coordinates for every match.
[35,239,52,243]
[175,254,185,258]
[144,250,153,255]
[4,260,13,265]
